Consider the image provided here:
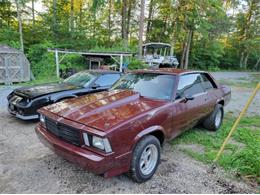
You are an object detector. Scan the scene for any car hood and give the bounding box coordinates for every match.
[14,83,81,99]
[43,90,166,131]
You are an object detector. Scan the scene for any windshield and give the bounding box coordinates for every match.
[63,71,97,87]
[112,73,176,100]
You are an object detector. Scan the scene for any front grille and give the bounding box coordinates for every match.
[45,118,81,146]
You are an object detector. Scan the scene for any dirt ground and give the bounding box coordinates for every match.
[0,72,259,193]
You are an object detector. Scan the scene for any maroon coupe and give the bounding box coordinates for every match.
[35,69,231,182]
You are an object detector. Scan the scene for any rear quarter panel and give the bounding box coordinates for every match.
[219,84,231,106]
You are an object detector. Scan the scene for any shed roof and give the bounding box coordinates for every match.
[0,45,21,53]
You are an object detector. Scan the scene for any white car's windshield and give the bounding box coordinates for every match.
[112,73,176,100]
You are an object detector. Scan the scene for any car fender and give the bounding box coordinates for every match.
[53,94,77,102]
[132,125,165,150]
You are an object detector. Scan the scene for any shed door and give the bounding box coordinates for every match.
[0,53,24,84]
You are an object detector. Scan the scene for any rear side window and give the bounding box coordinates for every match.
[200,73,216,90]
[95,74,121,87]
[176,74,205,99]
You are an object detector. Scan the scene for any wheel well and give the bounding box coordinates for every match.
[218,100,224,106]
[149,131,165,145]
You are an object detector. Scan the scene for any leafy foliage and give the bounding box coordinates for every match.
[128,58,148,70]
[172,115,260,180]
[191,40,225,69]
[0,0,259,79]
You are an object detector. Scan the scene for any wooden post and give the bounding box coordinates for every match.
[120,54,123,72]
[170,45,173,56]
[55,49,59,78]
[89,60,92,70]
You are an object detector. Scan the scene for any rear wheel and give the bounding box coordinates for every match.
[203,104,224,131]
[129,135,160,183]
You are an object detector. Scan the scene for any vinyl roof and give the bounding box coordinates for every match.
[130,68,198,75]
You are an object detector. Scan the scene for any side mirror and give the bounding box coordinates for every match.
[91,83,100,89]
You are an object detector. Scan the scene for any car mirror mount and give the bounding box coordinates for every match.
[180,95,194,103]
[185,95,194,102]
[92,83,100,89]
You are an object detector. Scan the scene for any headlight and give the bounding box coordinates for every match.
[92,136,105,150]
[39,114,45,123]
[83,133,112,153]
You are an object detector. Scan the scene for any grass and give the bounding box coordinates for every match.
[0,75,62,88]
[171,114,260,182]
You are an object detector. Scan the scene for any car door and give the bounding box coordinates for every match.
[170,73,208,138]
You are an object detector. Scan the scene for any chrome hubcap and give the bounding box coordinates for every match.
[215,110,222,127]
[139,144,158,175]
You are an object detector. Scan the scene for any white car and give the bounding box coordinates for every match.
[142,42,179,68]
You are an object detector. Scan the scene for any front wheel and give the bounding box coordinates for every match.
[129,135,161,183]
[203,104,224,131]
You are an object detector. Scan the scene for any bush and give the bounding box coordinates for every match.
[59,54,87,71]
[27,41,56,78]
[128,58,148,70]
[27,41,88,79]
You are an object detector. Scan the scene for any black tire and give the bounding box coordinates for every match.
[203,104,224,131]
[129,135,161,183]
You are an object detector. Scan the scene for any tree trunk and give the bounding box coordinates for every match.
[239,51,244,68]
[93,13,96,39]
[70,0,74,33]
[53,0,58,41]
[180,30,193,69]
[79,1,83,31]
[126,0,134,42]
[184,30,193,69]
[146,0,154,41]
[108,0,112,42]
[171,2,181,56]
[159,15,168,41]
[32,0,35,30]
[180,42,187,69]
[138,0,145,58]
[15,0,24,52]
[254,57,260,70]
[121,0,128,47]
[239,0,255,69]
[8,2,11,26]
[243,53,249,69]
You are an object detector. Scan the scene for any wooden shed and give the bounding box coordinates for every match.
[0,45,30,84]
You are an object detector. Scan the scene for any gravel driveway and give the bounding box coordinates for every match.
[0,72,258,193]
